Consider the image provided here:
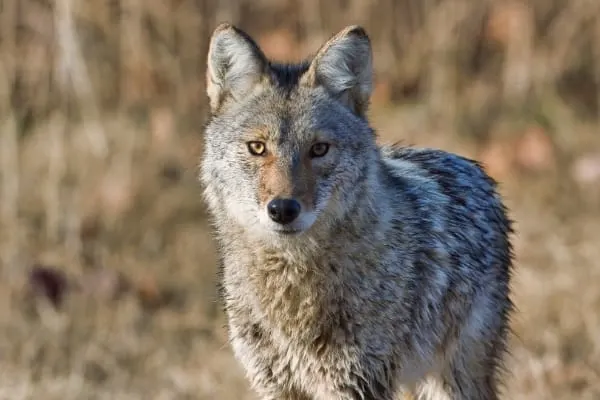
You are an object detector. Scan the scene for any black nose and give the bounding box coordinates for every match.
[267,198,301,225]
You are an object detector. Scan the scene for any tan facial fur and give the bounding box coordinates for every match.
[257,153,293,204]
[256,144,317,213]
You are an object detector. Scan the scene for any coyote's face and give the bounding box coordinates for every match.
[202,24,377,239]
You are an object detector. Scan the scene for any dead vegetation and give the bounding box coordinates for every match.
[0,0,599,399]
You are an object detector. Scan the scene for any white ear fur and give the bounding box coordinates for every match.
[206,23,268,113]
[302,26,373,116]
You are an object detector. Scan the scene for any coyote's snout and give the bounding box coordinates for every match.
[201,22,515,400]
[254,144,322,234]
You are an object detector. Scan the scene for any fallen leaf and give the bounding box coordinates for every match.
[136,274,163,310]
[571,153,600,184]
[479,140,516,181]
[28,264,69,308]
[485,1,533,48]
[515,126,555,171]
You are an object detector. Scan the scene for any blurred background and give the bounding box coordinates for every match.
[0,0,599,398]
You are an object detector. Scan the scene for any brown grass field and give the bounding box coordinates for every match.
[1,1,599,399]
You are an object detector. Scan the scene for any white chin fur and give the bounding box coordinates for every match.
[224,198,319,237]
[256,210,318,236]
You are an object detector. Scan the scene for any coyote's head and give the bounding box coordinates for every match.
[201,23,379,240]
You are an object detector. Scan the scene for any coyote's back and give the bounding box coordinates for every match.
[200,23,514,400]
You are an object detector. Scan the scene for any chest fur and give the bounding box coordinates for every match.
[221,239,388,345]
[247,252,335,339]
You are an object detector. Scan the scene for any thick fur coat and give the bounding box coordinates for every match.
[200,23,514,400]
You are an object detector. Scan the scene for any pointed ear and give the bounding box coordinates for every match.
[301,26,373,116]
[206,23,269,113]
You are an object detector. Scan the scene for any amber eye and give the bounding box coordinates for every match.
[309,142,330,158]
[247,141,266,156]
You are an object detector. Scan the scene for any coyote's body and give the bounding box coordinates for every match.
[201,23,514,400]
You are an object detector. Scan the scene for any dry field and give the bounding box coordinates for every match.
[1,1,600,399]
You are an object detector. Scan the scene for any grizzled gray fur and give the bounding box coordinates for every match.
[200,23,514,400]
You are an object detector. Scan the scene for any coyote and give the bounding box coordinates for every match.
[200,23,514,400]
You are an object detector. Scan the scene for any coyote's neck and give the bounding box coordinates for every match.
[221,176,392,342]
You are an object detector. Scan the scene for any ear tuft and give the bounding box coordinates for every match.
[302,25,373,116]
[206,24,268,113]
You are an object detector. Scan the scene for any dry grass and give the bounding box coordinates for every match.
[0,0,599,399]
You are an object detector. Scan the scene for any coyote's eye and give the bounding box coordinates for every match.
[309,142,330,158]
[247,141,266,156]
